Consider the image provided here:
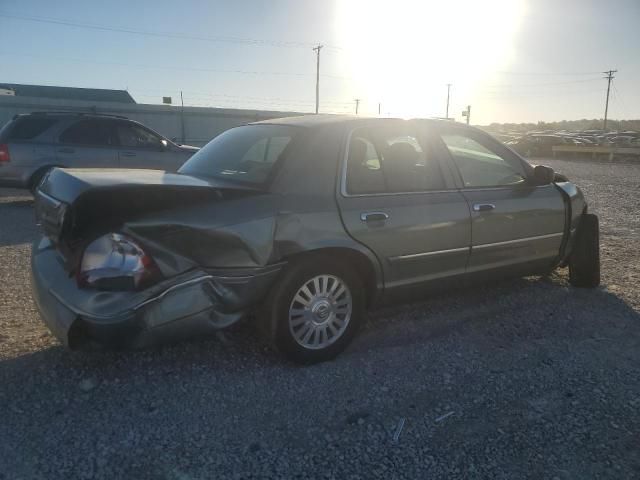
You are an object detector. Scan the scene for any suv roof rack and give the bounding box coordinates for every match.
[27,111,128,119]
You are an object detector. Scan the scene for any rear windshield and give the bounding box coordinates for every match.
[179,124,299,186]
[1,117,57,141]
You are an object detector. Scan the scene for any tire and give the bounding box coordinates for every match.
[262,256,365,364]
[569,214,600,288]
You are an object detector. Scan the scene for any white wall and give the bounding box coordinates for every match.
[0,96,305,146]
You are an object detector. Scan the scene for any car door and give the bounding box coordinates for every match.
[436,126,565,275]
[336,121,471,292]
[56,118,119,168]
[115,121,180,171]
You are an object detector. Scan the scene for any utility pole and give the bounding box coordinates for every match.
[462,105,471,125]
[378,102,381,115]
[355,98,360,115]
[603,69,617,131]
[446,83,452,119]
[313,45,323,114]
[180,91,186,144]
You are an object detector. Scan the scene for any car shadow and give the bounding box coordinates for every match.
[351,271,640,355]
[1,271,638,379]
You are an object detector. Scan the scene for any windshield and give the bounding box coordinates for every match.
[179,124,299,185]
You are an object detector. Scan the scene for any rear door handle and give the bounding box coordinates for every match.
[361,212,389,222]
[473,203,496,212]
[57,147,75,154]
[120,151,136,157]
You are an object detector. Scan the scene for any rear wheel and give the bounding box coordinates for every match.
[263,256,364,364]
[569,214,600,288]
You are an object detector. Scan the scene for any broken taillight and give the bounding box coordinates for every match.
[77,233,161,291]
[0,144,9,163]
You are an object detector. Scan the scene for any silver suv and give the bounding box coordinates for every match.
[0,112,198,190]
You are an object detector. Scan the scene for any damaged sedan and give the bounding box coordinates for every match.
[31,115,600,363]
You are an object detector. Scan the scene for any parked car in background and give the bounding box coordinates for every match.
[31,115,600,363]
[0,112,198,191]
[507,134,571,157]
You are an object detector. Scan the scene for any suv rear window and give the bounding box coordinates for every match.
[2,117,57,141]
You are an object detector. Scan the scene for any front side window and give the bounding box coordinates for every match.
[117,123,163,149]
[179,125,297,185]
[346,124,445,195]
[440,133,526,188]
[59,119,114,146]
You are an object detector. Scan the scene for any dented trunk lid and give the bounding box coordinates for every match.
[35,168,262,259]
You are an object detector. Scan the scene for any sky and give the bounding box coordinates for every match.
[0,0,638,124]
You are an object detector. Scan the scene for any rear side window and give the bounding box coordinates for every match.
[346,124,445,195]
[59,119,115,146]
[4,117,56,140]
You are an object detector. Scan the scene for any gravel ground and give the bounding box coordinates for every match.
[1,157,639,479]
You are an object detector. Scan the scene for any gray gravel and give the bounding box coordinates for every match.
[1,157,639,479]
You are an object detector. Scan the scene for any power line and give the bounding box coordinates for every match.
[483,77,603,89]
[0,11,342,51]
[129,90,354,109]
[0,51,351,80]
[495,70,603,76]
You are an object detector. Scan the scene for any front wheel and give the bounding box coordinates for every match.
[263,257,365,364]
[569,214,600,288]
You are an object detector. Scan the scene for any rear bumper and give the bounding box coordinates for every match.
[31,237,283,349]
[0,164,33,188]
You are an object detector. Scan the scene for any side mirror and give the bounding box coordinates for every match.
[533,164,555,185]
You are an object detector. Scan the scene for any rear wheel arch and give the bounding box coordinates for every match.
[280,247,381,308]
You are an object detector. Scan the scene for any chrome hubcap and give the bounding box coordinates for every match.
[288,274,352,350]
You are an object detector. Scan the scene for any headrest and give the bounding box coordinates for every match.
[349,138,368,165]
[384,142,419,166]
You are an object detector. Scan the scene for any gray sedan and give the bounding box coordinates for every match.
[0,112,198,190]
[31,115,600,363]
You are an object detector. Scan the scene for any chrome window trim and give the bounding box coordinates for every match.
[472,232,564,250]
[461,183,553,192]
[388,232,563,262]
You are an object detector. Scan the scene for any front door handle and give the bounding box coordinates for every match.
[120,151,136,157]
[473,203,496,212]
[361,212,389,222]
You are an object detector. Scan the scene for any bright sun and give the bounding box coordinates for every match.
[336,0,525,119]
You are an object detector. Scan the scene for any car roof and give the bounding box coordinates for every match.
[14,112,128,121]
[251,114,458,129]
